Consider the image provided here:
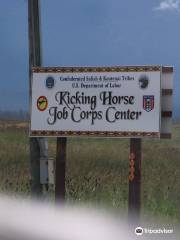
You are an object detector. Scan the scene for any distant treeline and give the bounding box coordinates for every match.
[0,110,29,120]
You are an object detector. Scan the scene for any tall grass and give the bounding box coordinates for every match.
[0,121,180,223]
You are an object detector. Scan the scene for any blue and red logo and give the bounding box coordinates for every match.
[143,95,154,112]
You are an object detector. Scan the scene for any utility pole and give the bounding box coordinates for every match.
[28,0,48,196]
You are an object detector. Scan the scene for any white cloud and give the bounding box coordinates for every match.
[154,0,180,11]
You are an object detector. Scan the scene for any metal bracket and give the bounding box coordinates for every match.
[48,157,55,185]
[40,157,54,185]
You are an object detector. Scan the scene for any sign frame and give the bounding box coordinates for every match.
[30,66,173,138]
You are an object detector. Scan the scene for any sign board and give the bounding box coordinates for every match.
[30,66,164,138]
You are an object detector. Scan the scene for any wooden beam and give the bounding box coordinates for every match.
[55,138,67,202]
[162,66,173,73]
[128,138,142,222]
[161,111,172,118]
[160,133,171,139]
[162,89,173,96]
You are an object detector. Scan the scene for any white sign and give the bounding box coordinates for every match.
[30,66,161,138]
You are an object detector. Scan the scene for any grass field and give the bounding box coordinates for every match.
[0,120,180,224]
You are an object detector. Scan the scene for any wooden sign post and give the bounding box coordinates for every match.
[128,138,142,222]
[55,138,66,202]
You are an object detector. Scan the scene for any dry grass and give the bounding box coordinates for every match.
[0,120,180,224]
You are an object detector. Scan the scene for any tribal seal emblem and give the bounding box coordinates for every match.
[143,95,154,112]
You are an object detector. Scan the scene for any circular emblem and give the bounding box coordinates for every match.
[135,227,143,236]
[46,76,55,89]
[37,96,48,111]
[138,75,149,89]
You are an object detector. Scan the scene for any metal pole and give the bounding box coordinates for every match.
[55,138,66,203]
[128,138,142,222]
[28,0,48,196]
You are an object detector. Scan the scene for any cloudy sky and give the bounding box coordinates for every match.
[0,0,180,118]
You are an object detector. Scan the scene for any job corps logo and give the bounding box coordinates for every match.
[143,95,154,112]
[37,96,48,111]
